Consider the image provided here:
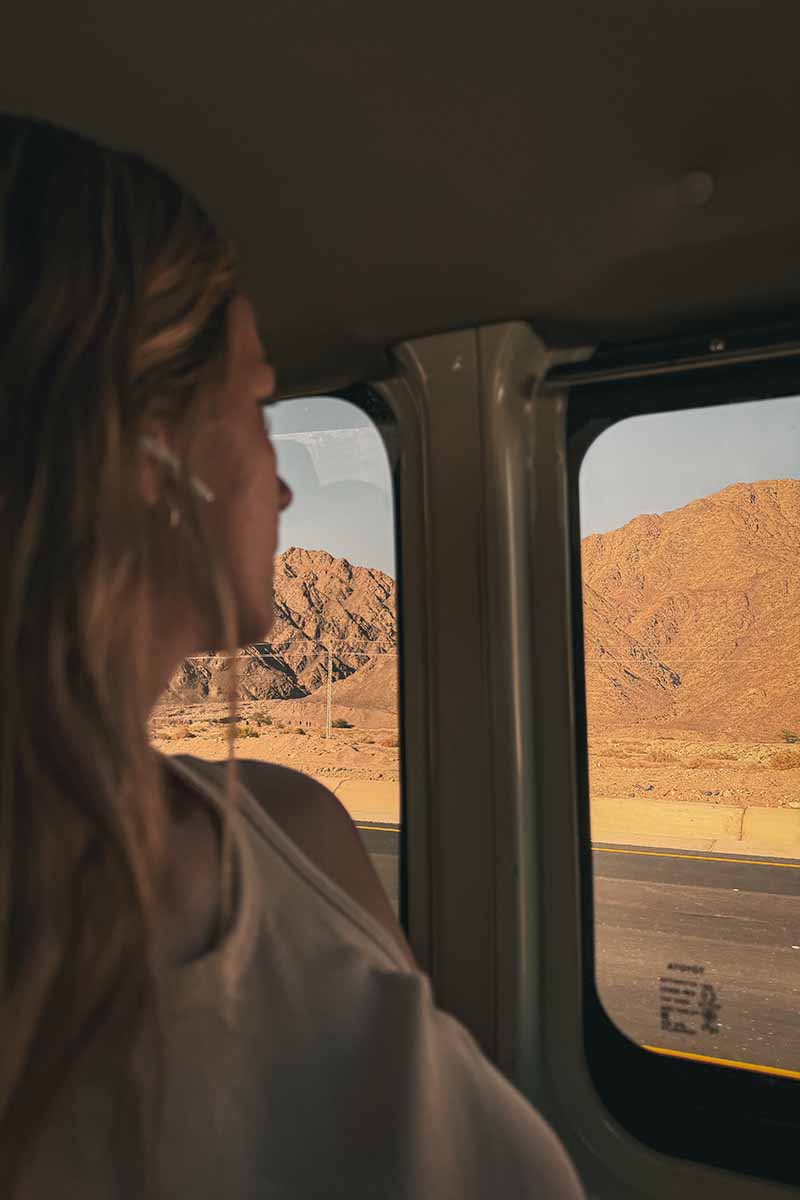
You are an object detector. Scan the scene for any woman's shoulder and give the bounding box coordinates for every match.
[177,755,414,968]
[231,758,362,864]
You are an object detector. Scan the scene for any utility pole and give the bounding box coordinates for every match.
[325,644,333,740]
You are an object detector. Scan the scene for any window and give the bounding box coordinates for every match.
[580,392,800,1078]
[151,390,402,915]
[569,364,800,1186]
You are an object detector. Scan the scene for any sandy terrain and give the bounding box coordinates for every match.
[588,732,800,809]
[151,707,800,809]
[150,698,399,783]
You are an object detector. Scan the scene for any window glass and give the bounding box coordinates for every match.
[579,394,800,1078]
[150,394,401,914]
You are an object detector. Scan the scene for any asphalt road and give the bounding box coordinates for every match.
[357,824,800,1076]
[593,844,800,1074]
[357,823,400,911]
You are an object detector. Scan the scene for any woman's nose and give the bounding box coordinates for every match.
[278,476,292,511]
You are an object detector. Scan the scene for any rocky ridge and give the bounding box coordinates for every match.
[582,479,800,739]
[166,548,397,710]
[164,479,800,741]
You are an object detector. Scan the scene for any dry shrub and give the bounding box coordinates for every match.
[649,749,677,764]
[709,748,738,760]
[233,725,259,739]
[770,749,800,770]
[293,727,306,736]
[163,724,194,740]
[379,736,399,748]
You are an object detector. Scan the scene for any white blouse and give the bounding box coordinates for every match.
[27,754,585,1199]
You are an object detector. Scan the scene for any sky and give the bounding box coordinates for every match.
[267,392,800,575]
[270,395,396,577]
[579,394,800,538]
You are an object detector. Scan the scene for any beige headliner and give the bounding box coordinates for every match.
[2,1,799,394]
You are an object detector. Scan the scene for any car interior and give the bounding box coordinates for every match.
[3,2,800,1196]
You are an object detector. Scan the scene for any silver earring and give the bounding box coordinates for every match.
[188,475,216,504]
[140,433,181,473]
[139,434,216,505]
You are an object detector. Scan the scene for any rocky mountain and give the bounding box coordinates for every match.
[166,481,800,740]
[324,652,397,710]
[582,479,800,739]
[166,548,397,708]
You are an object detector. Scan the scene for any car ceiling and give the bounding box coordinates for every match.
[2,1,800,396]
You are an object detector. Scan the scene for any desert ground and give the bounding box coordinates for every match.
[150,697,400,783]
[588,731,800,809]
[151,702,800,811]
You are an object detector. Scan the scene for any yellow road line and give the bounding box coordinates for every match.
[643,1043,800,1081]
[355,830,800,870]
[593,846,800,869]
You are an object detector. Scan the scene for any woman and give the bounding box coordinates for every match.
[0,113,584,1198]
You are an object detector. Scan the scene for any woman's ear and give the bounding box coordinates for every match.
[138,427,216,509]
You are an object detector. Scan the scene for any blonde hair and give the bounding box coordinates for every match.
[0,113,242,1194]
